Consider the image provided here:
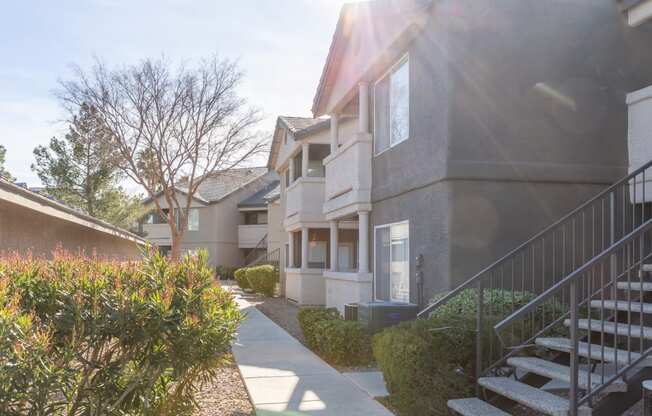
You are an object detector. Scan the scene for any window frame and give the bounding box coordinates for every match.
[373,220,410,303]
[373,53,410,156]
[187,208,200,231]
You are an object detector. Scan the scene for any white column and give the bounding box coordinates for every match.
[358,82,369,134]
[301,143,309,177]
[330,113,339,153]
[301,227,309,269]
[288,159,295,184]
[358,211,369,274]
[330,220,339,272]
[288,232,294,268]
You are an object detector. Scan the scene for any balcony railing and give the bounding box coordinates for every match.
[323,135,372,216]
[285,177,326,226]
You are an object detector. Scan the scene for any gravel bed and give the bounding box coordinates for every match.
[192,354,254,416]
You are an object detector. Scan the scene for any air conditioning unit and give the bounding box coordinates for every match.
[358,301,419,333]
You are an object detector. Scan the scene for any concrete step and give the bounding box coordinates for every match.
[478,377,592,416]
[507,357,626,393]
[564,319,652,340]
[641,264,652,273]
[590,300,652,314]
[535,337,650,366]
[617,281,652,292]
[447,398,509,416]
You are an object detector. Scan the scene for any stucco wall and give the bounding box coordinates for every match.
[0,200,142,259]
[370,0,652,304]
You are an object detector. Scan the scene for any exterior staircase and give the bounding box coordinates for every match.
[417,160,652,416]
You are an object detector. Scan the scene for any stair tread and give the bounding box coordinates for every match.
[448,398,509,416]
[617,281,652,292]
[507,357,626,392]
[590,300,652,314]
[478,377,591,416]
[536,337,642,365]
[564,318,652,340]
[641,264,652,272]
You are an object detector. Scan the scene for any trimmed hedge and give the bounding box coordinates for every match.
[234,267,250,290]
[0,248,241,415]
[372,289,550,416]
[245,265,278,297]
[298,307,372,366]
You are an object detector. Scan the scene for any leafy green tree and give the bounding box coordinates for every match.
[0,145,14,181]
[32,103,143,230]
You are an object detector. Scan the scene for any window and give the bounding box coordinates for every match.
[145,209,168,224]
[374,56,410,154]
[285,169,290,187]
[187,208,200,231]
[375,221,409,302]
[244,211,268,225]
[293,151,302,181]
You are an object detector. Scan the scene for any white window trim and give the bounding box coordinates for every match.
[373,220,410,303]
[373,53,410,157]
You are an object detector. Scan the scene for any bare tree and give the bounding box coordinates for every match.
[57,57,266,258]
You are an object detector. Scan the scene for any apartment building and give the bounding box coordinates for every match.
[141,167,278,268]
[0,178,145,258]
[272,0,652,313]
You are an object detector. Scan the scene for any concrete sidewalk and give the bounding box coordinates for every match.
[232,297,393,416]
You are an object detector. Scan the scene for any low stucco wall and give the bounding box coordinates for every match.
[0,200,142,259]
[285,268,326,305]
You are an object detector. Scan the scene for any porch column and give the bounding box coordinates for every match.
[288,159,295,184]
[330,220,339,272]
[330,113,339,153]
[301,143,309,177]
[358,82,369,134]
[288,231,294,268]
[358,211,369,274]
[301,227,309,269]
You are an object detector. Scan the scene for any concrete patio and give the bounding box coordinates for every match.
[232,296,392,416]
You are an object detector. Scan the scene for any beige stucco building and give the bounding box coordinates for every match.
[0,179,145,258]
[141,168,279,268]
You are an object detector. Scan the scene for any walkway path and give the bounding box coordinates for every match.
[232,296,393,416]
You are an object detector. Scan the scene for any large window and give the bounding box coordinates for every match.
[374,56,410,154]
[187,208,200,231]
[145,209,169,224]
[375,221,409,303]
[244,211,268,225]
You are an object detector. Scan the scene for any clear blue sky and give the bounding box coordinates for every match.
[0,0,352,186]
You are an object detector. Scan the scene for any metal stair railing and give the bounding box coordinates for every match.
[496,217,652,415]
[417,158,652,393]
[243,233,268,265]
[244,247,281,269]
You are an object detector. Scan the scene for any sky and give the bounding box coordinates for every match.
[0,0,354,187]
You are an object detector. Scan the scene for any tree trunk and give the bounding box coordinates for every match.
[170,230,183,261]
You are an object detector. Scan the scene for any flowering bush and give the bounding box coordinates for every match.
[0,248,241,415]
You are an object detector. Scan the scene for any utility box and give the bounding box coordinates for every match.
[344,303,358,321]
[358,301,419,333]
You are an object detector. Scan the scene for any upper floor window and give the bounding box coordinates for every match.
[187,208,200,231]
[374,56,410,154]
[244,211,268,225]
[145,209,168,224]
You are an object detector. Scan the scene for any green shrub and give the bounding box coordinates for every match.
[297,307,371,366]
[245,265,278,297]
[373,289,556,416]
[234,267,250,290]
[313,319,373,366]
[0,249,241,415]
[216,264,236,280]
[297,307,339,348]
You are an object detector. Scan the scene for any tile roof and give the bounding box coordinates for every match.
[187,167,269,203]
[238,180,281,208]
[278,116,327,134]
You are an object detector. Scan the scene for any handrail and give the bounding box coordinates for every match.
[243,232,268,265]
[495,217,652,333]
[418,158,652,318]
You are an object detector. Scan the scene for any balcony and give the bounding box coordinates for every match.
[142,223,172,245]
[238,224,267,248]
[284,177,326,229]
[323,133,372,219]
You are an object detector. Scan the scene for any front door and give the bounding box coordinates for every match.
[375,221,410,303]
